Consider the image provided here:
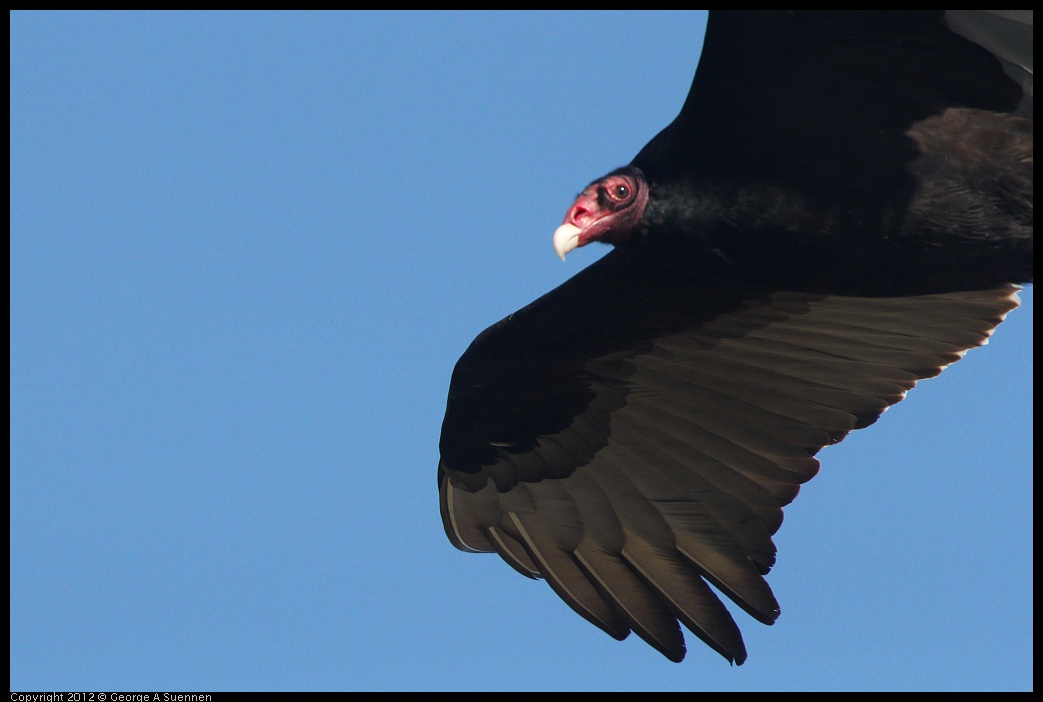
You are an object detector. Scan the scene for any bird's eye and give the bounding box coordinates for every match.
[614,184,630,199]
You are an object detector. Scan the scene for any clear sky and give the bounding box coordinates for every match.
[10,10,1032,692]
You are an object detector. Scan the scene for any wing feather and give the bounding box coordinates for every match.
[440,281,1020,661]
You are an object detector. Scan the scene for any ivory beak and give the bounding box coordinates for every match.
[553,224,582,261]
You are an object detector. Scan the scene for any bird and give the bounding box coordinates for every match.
[437,11,1032,664]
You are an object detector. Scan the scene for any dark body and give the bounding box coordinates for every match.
[438,11,1032,663]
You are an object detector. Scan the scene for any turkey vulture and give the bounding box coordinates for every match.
[438,11,1033,664]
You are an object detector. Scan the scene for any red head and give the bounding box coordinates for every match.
[553,166,649,260]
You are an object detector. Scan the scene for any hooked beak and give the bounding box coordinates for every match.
[553,223,582,261]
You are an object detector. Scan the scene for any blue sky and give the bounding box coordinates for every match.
[10,11,1032,692]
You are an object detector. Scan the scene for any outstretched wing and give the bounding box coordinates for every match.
[633,10,1032,183]
[438,250,1020,663]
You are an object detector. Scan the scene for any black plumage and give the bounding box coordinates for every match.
[438,11,1032,663]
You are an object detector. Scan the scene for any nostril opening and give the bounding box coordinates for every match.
[569,205,591,227]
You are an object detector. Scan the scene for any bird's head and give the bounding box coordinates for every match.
[553,166,649,260]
